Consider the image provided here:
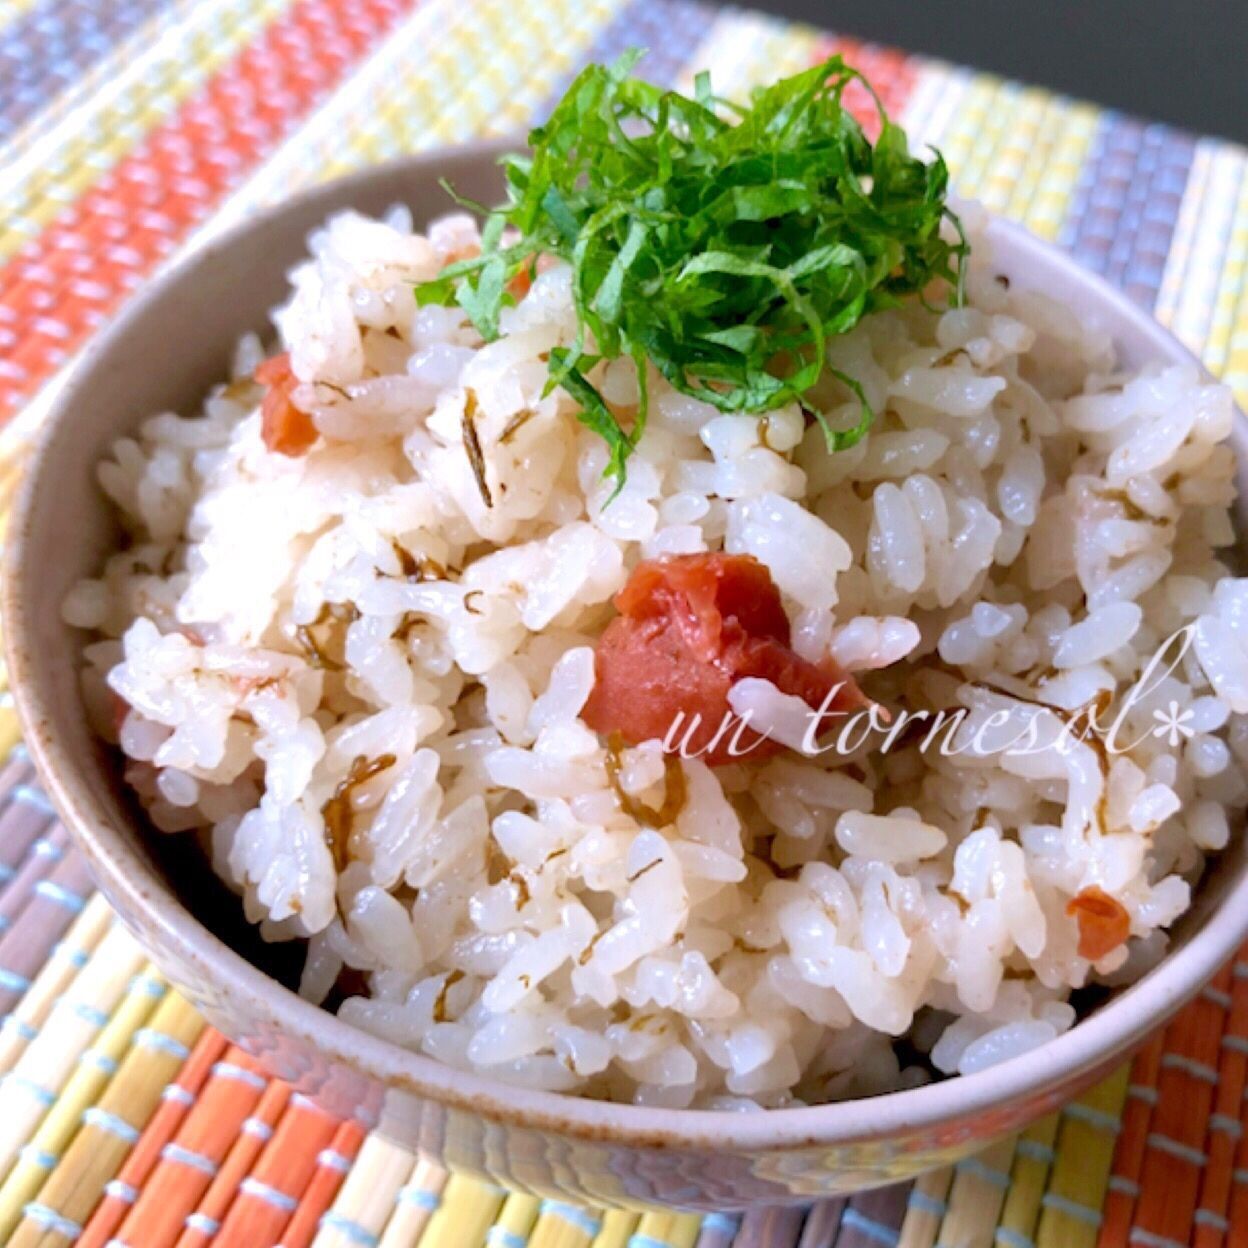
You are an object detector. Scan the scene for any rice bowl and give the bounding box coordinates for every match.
[60,174,1247,1114]
[5,130,1248,1203]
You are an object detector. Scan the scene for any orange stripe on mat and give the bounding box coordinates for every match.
[1228,954,1248,1243]
[214,1093,341,1247]
[0,0,414,421]
[175,1078,292,1247]
[805,34,920,137]
[106,1045,270,1245]
[77,1028,230,1248]
[1194,965,1248,1248]
[1130,987,1228,1246]
[274,1119,367,1248]
[1099,1030,1165,1247]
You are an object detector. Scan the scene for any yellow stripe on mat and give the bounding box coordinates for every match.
[938,1137,1017,1246]
[327,0,622,176]
[378,1154,448,1247]
[486,1191,541,1248]
[417,1172,505,1247]
[680,9,821,101]
[1022,100,1099,239]
[897,1164,953,1248]
[939,73,1005,204]
[529,1198,604,1248]
[0,700,20,761]
[311,1133,416,1248]
[0,964,167,1238]
[978,85,1050,215]
[629,1210,703,1248]
[591,1208,639,1248]
[1036,1067,1130,1248]
[188,0,621,241]
[997,1113,1060,1248]
[954,77,1023,206]
[1002,91,1075,225]
[9,989,205,1248]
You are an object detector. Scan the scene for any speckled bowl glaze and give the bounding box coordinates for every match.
[5,145,1248,1210]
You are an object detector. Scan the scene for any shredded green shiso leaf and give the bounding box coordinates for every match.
[417,49,968,494]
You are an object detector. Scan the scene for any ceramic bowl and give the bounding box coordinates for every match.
[5,144,1248,1210]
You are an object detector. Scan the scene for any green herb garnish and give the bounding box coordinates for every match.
[418,49,968,494]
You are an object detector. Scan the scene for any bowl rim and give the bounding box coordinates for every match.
[5,144,1248,1153]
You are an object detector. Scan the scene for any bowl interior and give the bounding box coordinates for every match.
[6,146,1248,1150]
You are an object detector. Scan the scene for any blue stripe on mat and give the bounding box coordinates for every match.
[0,0,174,140]
[1059,111,1195,310]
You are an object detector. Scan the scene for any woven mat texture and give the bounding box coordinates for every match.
[1,1,1247,1245]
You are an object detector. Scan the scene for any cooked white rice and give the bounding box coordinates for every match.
[66,202,1247,1108]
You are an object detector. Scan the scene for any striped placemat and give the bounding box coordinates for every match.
[0,1,1247,1244]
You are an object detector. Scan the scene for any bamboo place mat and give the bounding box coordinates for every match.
[1,0,1248,1244]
